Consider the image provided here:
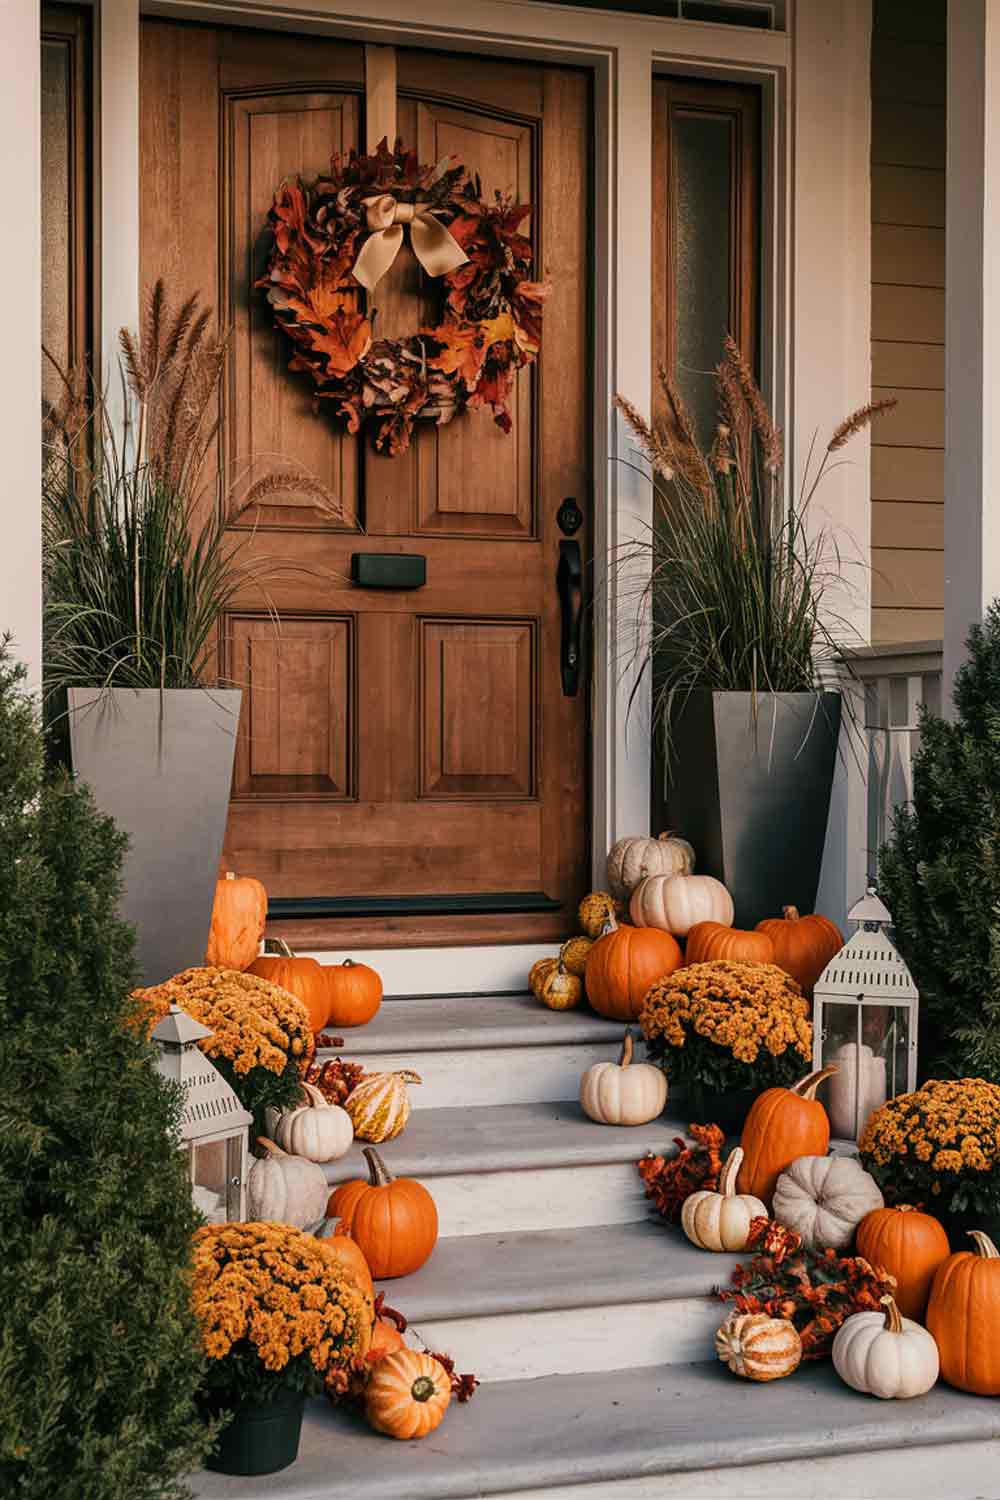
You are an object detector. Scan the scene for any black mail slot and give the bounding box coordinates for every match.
[351,553,427,589]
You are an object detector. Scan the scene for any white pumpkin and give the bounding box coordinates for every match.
[628,873,733,937]
[682,1147,767,1252]
[832,1295,939,1399]
[607,832,695,901]
[246,1137,329,1227]
[273,1082,354,1163]
[772,1154,884,1249]
[580,1029,668,1126]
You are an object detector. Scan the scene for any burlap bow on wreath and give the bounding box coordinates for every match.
[256,138,549,456]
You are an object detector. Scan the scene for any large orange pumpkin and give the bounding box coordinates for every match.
[685,922,775,966]
[585,917,683,1021]
[927,1231,1000,1393]
[754,906,843,998]
[248,939,328,1034]
[205,871,268,970]
[737,1066,836,1207]
[856,1205,950,1322]
[316,1223,375,1303]
[366,1350,451,1439]
[330,1147,438,1279]
[325,958,383,1028]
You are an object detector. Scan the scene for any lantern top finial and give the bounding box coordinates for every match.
[151,1003,213,1049]
[847,887,892,929]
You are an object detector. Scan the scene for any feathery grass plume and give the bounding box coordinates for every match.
[827,397,898,451]
[613,345,889,754]
[42,281,342,697]
[614,393,675,479]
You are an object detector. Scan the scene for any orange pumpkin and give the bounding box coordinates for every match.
[585,917,683,1022]
[856,1205,951,1322]
[366,1296,409,1367]
[316,1224,375,1303]
[330,1147,438,1279]
[685,922,775,966]
[205,870,267,970]
[366,1349,451,1439]
[737,1066,836,1207]
[927,1230,1000,1393]
[248,939,328,1034]
[325,958,383,1028]
[755,906,843,998]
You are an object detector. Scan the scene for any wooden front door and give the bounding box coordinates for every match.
[140,22,591,947]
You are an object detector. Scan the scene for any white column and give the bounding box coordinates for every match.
[0,0,42,685]
[99,0,140,371]
[943,0,1000,706]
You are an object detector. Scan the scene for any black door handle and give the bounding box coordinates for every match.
[556,539,583,697]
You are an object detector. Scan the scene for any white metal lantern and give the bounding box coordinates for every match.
[152,1004,253,1223]
[812,889,919,1143]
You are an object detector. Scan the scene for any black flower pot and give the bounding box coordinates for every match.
[938,1208,1000,1255]
[685,1082,758,1136]
[203,1388,304,1477]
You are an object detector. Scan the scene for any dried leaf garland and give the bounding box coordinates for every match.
[637,1122,726,1223]
[257,137,549,454]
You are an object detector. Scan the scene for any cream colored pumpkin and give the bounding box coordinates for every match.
[832,1295,939,1399]
[579,1029,667,1126]
[345,1069,422,1143]
[629,873,734,937]
[272,1082,354,1163]
[246,1137,329,1227]
[772,1154,884,1249]
[682,1147,767,1252]
[715,1312,802,1382]
[607,832,695,902]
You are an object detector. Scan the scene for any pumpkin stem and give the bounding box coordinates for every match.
[256,1136,288,1159]
[363,1147,395,1187]
[969,1230,1000,1259]
[224,871,236,880]
[791,1065,838,1099]
[880,1295,903,1334]
[396,1070,423,1085]
[410,1375,437,1403]
[342,959,355,968]
[782,906,801,921]
[599,914,619,937]
[719,1146,744,1197]
[263,935,295,957]
[618,1029,634,1068]
[300,1082,331,1110]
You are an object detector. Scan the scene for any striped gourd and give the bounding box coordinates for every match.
[715,1312,802,1382]
[345,1070,422,1143]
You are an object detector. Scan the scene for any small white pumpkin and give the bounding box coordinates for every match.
[607,832,695,901]
[682,1146,767,1252]
[628,873,734,937]
[580,1029,667,1126]
[272,1082,354,1163]
[715,1312,802,1382]
[832,1295,939,1399]
[246,1137,329,1227]
[772,1154,884,1249]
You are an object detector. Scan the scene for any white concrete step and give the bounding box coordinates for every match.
[380,1219,739,1380]
[318,994,625,1109]
[190,1360,1000,1500]
[324,1101,686,1236]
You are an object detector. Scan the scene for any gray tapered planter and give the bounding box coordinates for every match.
[663,690,841,929]
[66,688,241,984]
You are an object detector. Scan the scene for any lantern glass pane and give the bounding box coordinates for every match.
[817,1000,868,1139]
[192,1139,228,1224]
[881,1003,912,1105]
[225,1135,245,1223]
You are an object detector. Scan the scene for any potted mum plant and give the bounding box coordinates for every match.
[43,283,339,984]
[639,959,813,1131]
[615,346,895,926]
[192,1221,374,1476]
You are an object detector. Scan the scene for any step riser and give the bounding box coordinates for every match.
[408,1295,721,1381]
[495,1438,998,1500]
[397,1162,651,1237]
[339,1043,614,1109]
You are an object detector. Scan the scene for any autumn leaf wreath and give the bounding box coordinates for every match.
[256,138,549,456]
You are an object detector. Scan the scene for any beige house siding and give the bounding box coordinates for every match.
[870,0,945,644]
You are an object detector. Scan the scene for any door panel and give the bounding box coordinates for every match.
[140,21,591,947]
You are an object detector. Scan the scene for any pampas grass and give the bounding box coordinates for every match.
[43,281,342,695]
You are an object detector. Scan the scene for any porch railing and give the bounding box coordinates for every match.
[848,641,943,883]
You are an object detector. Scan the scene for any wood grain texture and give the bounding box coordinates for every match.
[141,22,591,937]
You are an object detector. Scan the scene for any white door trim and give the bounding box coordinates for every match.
[78,0,870,988]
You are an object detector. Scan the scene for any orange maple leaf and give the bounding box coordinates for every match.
[307,309,373,378]
[425,323,488,390]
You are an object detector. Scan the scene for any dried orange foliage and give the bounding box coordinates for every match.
[636,1123,726,1223]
